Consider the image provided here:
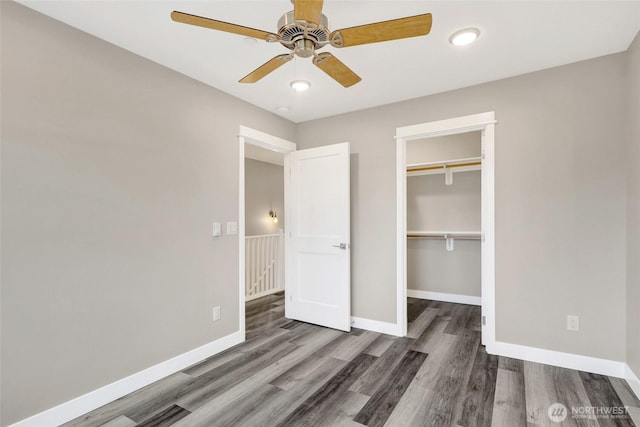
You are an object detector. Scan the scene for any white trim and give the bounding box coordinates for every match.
[407,289,481,306]
[395,112,497,140]
[9,331,243,427]
[239,136,246,339]
[396,136,407,337]
[239,125,296,153]
[284,153,292,321]
[395,112,496,348]
[626,364,640,400]
[351,316,402,337]
[480,118,496,348]
[492,341,625,378]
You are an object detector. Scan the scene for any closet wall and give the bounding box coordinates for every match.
[406,132,482,299]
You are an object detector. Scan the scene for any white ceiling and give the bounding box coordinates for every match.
[18,1,640,123]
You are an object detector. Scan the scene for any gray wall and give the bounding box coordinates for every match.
[245,158,285,236]
[407,171,481,232]
[296,51,628,362]
[406,131,481,165]
[407,240,481,297]
[0,3,295,425]
[627,33,640,379]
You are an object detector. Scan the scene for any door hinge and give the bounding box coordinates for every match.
[482,315,486,326]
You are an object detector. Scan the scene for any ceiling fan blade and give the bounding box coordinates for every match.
[294,0,324,25]
[313,52,361,88]
[239,54,293,83]
[330,13,432,48]
[171,11,278,41]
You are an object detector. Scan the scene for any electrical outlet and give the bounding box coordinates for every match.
[567,315,579,331]
[213,306,221,322]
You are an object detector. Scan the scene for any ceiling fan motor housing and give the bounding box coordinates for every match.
[278,11,330,57]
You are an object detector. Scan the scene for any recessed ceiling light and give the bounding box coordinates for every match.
[449,28,480,46]
[290,80,311,92]
[276,106,290,113]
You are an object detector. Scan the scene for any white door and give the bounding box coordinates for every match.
[285,142,351,331]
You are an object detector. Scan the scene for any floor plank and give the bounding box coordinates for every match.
[136,404,190,427]
[349,337,413,396]
[455,346,498,427]
[419,330,481,425]
[353,349,428,427]
[277,352,377,426]
[98,415,137,427]
[492,367,527,427]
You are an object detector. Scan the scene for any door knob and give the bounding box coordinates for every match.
[332,243,348,250]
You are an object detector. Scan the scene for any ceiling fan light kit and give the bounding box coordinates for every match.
[290,80,311,92]
[171,0,432,88]
[449,28,480,46]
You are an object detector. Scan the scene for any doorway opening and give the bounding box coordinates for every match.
[244,144,286,330]
[395,112,496,352]
[238,126,296,338]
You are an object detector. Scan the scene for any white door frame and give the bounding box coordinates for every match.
[395,112,497,352]
[238,126,296,339]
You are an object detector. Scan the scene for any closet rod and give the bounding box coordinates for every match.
[407,234,481,240]
[406,161,481,173]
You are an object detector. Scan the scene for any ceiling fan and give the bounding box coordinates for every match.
[171,1,432,88]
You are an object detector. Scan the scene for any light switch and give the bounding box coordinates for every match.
[212,222,221,237]
[226,222,237,235]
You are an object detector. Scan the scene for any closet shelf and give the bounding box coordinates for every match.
[407,231,481,240]
[406,156,481,177]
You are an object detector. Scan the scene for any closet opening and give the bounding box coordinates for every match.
[406,131,482,306]
[395,112,496,351]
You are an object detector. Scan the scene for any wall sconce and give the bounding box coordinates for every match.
[269,210,278,224]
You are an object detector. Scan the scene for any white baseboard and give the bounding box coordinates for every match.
[626,363,640,400]
[10,331,244,427]
[491,341,626,378]
[407,289,481,306]
[351,316,402,337]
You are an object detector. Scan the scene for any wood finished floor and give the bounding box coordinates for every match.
[65,293,640,427]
